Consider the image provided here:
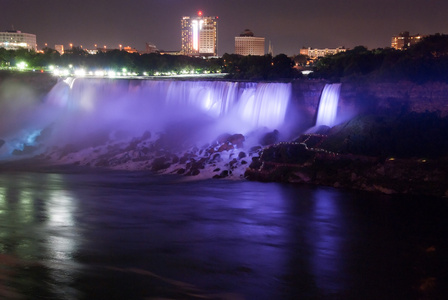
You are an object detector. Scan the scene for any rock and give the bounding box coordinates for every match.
[292,171,311,183]
[238,151,247,159]
[261,143,313,164]
[179,153,191,164]
[228,134,245,148]
[217,142,234,152]
[260,130,279,145]
[229,158,238,168]
[249,157,262,169]
[186,169,201,176]
[216,133,232,144]
[151,156,171,171]
[373,185,396,195]
[219,170,229,178]
[249,145,262,153]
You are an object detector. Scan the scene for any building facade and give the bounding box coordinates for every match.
[391,31,424,50]
[55,45,64,55]
[0,30,36,51]
[234,29,265,56]
[181,12,218,57]
[300,47,346,59]
[145,43,158,54]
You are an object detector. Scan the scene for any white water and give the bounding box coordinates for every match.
[0,78,291,158]
[315,83,341,127]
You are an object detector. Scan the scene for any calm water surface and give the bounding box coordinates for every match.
[0,169,447,299]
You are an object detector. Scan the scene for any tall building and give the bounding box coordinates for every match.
[181,11,218,57]
[55,44,64,54]
[0,30,36,51]
[391,31,425,50]
[234,29,265,56]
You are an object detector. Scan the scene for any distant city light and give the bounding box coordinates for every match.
[74,68,86,77]
[94,70,105,77]
[17,61,27,70]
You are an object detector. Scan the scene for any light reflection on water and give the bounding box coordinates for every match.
[0,170,447,299]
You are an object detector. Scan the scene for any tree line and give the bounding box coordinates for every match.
[310,34,448,83]
[0,47,302,80]
[2,33,448,82]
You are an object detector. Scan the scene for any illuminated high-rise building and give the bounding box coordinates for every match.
[391,31,425,50]
[0,30,36,51]
[55,44,64,54]
[181,11,218,57]
[235,29,265,56]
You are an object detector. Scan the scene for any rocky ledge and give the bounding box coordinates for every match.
[244,135,448,198]
[34,131,262,180]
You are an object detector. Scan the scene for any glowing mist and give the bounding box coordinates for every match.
[0,78,292,158]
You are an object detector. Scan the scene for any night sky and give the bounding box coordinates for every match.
[3,0,447,55]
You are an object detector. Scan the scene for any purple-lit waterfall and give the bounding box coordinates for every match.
[0,78,291,158]
[315,83,341,127]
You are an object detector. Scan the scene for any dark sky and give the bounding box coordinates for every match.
[3,0,447,55]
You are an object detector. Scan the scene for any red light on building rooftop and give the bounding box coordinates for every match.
[198,11,203,16]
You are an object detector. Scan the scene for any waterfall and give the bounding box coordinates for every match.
[315,83,341,127]
[0,78,291,157]
[45,79,291,131]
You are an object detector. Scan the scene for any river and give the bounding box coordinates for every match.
[0,167,447,299]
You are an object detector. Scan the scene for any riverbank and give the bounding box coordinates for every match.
[244,142,448,198]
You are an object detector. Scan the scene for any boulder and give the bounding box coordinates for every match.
[260,130,279,145]
[228,134,245,148]
[151,156,171,171]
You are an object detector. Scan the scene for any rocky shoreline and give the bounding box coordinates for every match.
[244,139,448,198]
[9,127,444,198]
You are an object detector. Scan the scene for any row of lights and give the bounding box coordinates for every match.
[48,65,216,78]
[50,66,138,78]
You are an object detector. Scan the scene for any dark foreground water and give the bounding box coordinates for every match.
[0,168,447,300]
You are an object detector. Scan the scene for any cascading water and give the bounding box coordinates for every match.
[315,83,341,127]
[0,78,291,158]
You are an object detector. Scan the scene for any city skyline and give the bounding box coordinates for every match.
[2,0,447,55]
